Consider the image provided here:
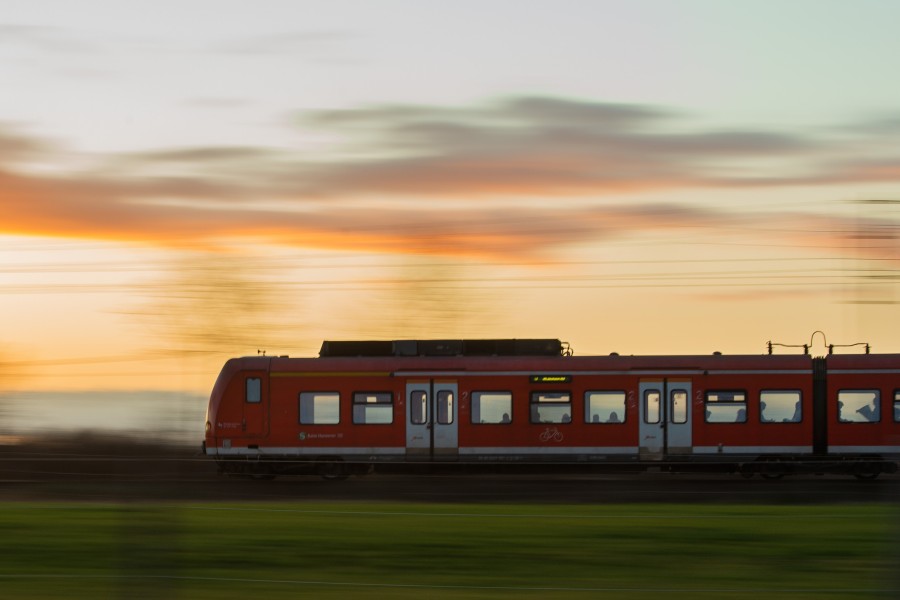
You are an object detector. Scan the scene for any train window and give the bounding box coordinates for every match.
[585,391,626,424]
[410,390,427,425]
[895,391,900,423]
[299,392,340,425]
[670,389,688,424]
[644,391,660,425]
[530,392,572,424]
[705,391,746,423]
[352,392,393,425]
[437,390,454,425]
[471,392,512,424]
[760,391,801,423]
[246,378,261,403]
[838,390,880,423]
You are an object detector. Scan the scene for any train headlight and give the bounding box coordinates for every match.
[206,421,212,432]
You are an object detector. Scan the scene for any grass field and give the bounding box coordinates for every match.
[0,502,897,599]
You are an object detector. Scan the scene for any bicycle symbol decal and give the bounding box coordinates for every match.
[539,427,564,443]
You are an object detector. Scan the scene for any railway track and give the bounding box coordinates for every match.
[1,466,898,504]
[2,437,898,503]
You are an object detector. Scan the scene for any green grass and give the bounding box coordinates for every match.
[0,502,898,599]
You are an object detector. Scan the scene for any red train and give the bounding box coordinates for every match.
[203,339,900,479]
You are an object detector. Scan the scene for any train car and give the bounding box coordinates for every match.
[824,353,900,478]
[202,339,900,479]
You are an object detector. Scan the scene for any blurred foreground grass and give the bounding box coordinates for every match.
[0,502,897,599]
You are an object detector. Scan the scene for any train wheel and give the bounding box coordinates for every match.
[759,458,786,479]
[852,463,880,480]
[318,460,350,481]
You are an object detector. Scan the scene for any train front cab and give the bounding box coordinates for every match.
[204,356,273,474]
[825,354,900,478]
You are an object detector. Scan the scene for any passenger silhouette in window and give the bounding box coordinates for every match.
[562,413,571,423]
[592,414,600,423]
[736,408,746,422]
[789,400,801,423]
[607,411,620,423]
[501,412,511,424]
[760,401,773,423]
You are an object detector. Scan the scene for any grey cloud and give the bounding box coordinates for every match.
[213,31,353,55]
[499,96,673,128]
[838,113,900,136]
[0,24,99,53]
[291,96,824,196]
[183,97,253,109]
[118,146,277,165]
[0,124,53,159]
[306,97,672,132]
[642,131,813,155]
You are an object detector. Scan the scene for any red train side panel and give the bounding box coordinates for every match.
[202,343,899,478]
[825,354,900,462]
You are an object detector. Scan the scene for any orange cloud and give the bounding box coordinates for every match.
[1,96,899,261]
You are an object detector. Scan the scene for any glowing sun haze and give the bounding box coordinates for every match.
[1,0,899,399]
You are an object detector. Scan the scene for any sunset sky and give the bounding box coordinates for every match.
[2,0,900,417]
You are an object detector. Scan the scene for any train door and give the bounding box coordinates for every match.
[242,371,268,437]
[406,380,459,461]
[638,379,692,460]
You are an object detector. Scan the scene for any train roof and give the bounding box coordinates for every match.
[318,339,567,358]
[825,353,900,369]
[225,340,897,375]
[247,350,817,375]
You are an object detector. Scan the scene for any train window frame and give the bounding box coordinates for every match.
[437,390,454,425]
[585,391,626,424]
[471,391,513,424]
[298,391,340,425]
[894,390,900,423]
[352,392,394,425]
[644,390,660,425]
[246,377,261,404]
[760,390,802,424]
[705,390,747,424]
[837,390,881,423]
[670,388,688,425]
[530,391,572,424]
[410,390,427,425]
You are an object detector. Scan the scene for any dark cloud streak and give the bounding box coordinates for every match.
[213,31,354,55]
[0,24,99,53]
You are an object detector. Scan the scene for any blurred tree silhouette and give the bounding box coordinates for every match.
[0,351,14,437]
[139,252,304,356]
[351,257,498,341]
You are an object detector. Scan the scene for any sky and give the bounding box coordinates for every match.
[1,1,900,435]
